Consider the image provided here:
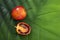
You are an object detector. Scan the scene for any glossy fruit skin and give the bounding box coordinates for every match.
[15,22,31,35]
[11,6,26,20]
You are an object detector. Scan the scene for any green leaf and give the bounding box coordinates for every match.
[0,0,60,40]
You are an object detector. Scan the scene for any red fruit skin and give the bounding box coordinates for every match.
[11,6,26,20]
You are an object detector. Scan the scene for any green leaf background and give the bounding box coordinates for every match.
[0,0,60,40]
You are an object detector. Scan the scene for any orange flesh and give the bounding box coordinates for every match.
[19,26,28,32]
[16,22,31,35]
[16,25,28,33]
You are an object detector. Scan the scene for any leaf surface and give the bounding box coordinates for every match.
[0,0,60,40]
